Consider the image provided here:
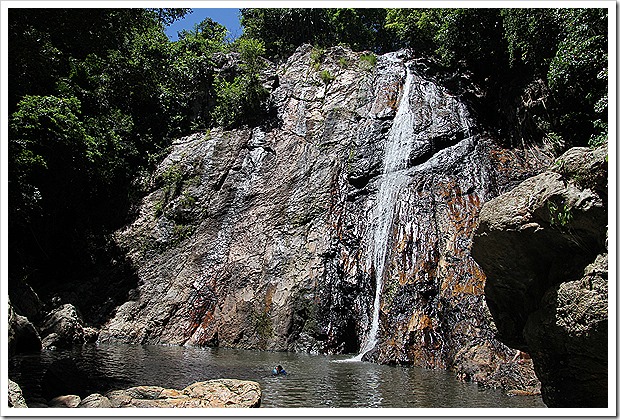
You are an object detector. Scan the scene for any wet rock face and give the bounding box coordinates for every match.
[99,45,550,388]
[472,145,608,407]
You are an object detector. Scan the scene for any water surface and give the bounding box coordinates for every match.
[9,343,546,408]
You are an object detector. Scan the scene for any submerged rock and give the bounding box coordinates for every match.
[472,145,608,407]
[41,358,89,400]
[49,395,82,408]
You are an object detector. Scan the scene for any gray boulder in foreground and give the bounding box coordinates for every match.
[8,380,28,408]
[71,380,261,408]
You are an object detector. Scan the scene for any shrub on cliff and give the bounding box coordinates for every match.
[213,38,269,128]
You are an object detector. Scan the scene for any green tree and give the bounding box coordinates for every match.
[166,17,229,133]
[9,96,93,226]
[241,8,394,59]
[327,8,395,52]
[213,38,269,128]
[241,8,332,59]
[434,10,506,77]
[384,8,443,55]
[8,8,193,293]
[548,8,608,145]
[501,9,561,74]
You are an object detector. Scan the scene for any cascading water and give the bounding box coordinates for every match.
[353,65,419,361]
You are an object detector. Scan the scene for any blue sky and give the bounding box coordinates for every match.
[165,9,243,41]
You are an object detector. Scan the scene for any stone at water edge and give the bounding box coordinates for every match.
[182,379,262,407]
[48,395,82,408]
[8,379,28,408]
[100,379,261,408]
[78,394,113,408]
[8,299,42,356]
[40,303,85,349]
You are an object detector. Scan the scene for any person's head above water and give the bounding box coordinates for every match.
[272,365,287,375]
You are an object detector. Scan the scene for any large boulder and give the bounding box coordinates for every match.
[103,380,261,408]
[524,253,607,407]
[40,304,85,348]
[472,144,608,407]
[8,380,28,408]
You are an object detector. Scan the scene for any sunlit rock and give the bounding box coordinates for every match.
[8,380,28,408]
[102,380,261,408]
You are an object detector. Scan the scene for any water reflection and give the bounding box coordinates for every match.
[8,343,546,408]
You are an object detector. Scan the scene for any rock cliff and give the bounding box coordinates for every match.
[472,145,608,407]
[98,45,552,389]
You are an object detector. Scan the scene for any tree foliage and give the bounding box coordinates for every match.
[167,17,229,132]
[214,38,269,128]
[501,9,562,73]
[239,6,607,147]
[383,7,607,146]
[240,8,396,59]
[547,8,608,146]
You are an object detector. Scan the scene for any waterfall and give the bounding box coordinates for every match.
[354,65,418,361]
